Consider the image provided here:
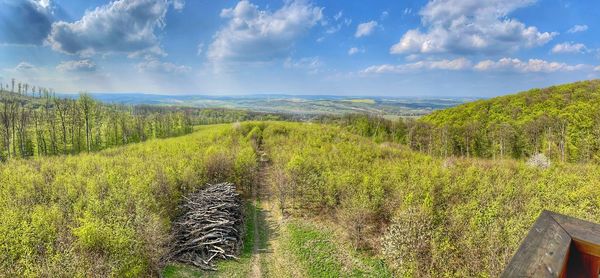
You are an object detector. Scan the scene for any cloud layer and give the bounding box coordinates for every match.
[362,58,472,73]
[567,24,588,33]
[57,59,97,72]
[474,58,588,72]
[363,57,590,74]
[207,0,324,63]
[46,0,170,56]
[136,59,191,74]
[551,42,587,54]
[390,0,556,55]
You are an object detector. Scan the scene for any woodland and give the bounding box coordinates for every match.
[0,80,599,277]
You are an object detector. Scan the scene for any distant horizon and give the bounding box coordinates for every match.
[59,91,482,99]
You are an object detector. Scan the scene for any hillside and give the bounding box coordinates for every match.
[1,121,599,277]
[419,80,600,162]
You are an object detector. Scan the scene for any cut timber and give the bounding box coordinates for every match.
[167,182,244,271]
[502,210,600,278]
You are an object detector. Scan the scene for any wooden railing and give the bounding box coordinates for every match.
[502,210,600,277]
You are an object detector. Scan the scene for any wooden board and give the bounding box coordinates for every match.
[501,211,571,277]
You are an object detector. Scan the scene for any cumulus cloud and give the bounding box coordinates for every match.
[362,58,472,74]
[348,47,364,55]
[57,59,97,72]
[355,21,378,38]
[136,59,191,74]
[567,24,588,33]
[46,0,170,56]
[474,58,588,72]
[0,0,54,45]
[207,0,324,63]
[551,42,588,54]
[390,0,556,55]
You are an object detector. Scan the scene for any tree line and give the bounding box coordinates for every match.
[0,79,193,161]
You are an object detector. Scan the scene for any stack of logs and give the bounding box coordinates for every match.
[168,182,244,270]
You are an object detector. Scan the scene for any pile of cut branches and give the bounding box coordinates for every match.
[167,182,244,270]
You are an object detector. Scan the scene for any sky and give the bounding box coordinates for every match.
[0,0,599,97]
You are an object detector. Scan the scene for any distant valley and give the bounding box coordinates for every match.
[77,93,474,118]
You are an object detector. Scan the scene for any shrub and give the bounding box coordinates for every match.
[527,153,551,169]
[382,207,433,277]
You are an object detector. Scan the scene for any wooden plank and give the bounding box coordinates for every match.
[550,212,600,258]
[501,211,572,278]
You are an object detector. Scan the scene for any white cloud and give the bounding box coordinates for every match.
[355,21,378,38]
[325,11,351,34]
[380,11,389,20]
[362,58,472,74]
[333,11,343,21]
[348,47,364,55]
[362,57,591,74]
[595,66,600,72]
[46,0,171,56]
[403,8,412,15]
[136,59,191,74]
[474,58,588,72]
[283,57,322,73]
[57,59,97,72]
[567,24,588,33]
[207,0,324,63]
[172,0,185,11]
[196,43,204,56]
[36,0,51,9]
[14,62,37,72]
[551,42,587,54]
[390,0,556,55]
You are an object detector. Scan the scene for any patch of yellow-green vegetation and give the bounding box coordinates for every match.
[285,221,391,278]
[0,123,261,277]
[261,121,600,276]
[344,98,376,104]
[162,263,203,278]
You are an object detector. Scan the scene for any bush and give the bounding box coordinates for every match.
[527,153,551,169]
[382,207,433,277]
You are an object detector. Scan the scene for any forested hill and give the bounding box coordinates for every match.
[419,79,600,162]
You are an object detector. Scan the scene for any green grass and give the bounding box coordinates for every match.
[286,221,392,278]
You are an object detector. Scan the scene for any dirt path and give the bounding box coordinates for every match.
[249,151,268,278]
[250,197,261,278]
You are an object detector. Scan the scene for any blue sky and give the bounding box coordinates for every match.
[0,0,599,96]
